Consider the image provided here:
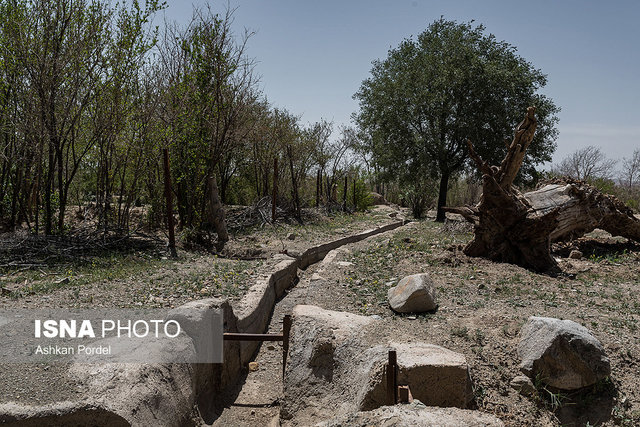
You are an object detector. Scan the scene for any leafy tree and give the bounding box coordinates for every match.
[354,18,559,221]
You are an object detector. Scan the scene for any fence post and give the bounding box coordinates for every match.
[272,157,278,222]
[316,169,321,208]
[341,176,346,212]
[353,178,357,210]
[162,148,177,258]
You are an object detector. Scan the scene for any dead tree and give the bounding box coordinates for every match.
[444,107,640,272]
[209,176,229,252]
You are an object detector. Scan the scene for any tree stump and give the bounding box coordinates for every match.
[444,107,640,272]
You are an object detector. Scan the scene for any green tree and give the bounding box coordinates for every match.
[354,18,559,221]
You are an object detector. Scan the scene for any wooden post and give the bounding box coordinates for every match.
[316,169,320,208]
[353,179,357,211]
[342,176,347,212]
[272,157,278,222]
[162,148,177,258]
[386,349,397,405]
[282,314,292,379]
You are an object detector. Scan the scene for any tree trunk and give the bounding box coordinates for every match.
[435,172,449,222]
[525,180,640,243]
[444,107,640,272]
[208,175,229,252]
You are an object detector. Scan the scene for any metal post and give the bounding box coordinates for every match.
[282,314,292,379]
[162,148,177,258]
[386,349,397,405]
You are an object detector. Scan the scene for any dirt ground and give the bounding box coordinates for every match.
[212,218,640,427]
[0,207,397,310]
[0,206,399,408]
[1,205,639,426]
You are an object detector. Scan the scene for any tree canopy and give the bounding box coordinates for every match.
[354,18,560,221]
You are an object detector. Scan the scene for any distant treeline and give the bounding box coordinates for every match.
[0,0,368,235]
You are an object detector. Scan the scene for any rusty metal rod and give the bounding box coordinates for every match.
[223,333,284,341]
[282,314,292,379]
[387,349,397,405]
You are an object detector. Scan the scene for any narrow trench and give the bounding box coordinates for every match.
[208,218,407,426]
[210,259,326,426]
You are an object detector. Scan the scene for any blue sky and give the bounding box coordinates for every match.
[163,0,639,168]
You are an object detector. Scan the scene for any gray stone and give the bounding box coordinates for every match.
[359,343,473,410]
[370,192,387,205]
[510,375,536,397]
[282,305,374,421]
[317,401,504,427]
[518,316,611,390]
[569,249,583,259]
[282,305,473,424]
[388,273,437,313]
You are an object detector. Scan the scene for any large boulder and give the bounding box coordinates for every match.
[370,192,387,205]
[517,316,611,390]
[388,273,437,313]
[317,401,504,427]
[360,343,473,410]
[281,305,375,423]
[282,305,473,425]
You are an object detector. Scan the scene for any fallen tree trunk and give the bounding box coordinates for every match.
[444,107,640,272]
[524,179,640,243]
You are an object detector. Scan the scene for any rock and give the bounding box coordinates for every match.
[310,273,324,281]
[282,305,374,421]
[517,316,611,390]
[287,233,296,241]
[317,401,504,427]
[569,250,583,259]
[248,362,259,372]
[510,375,536,397]
[337,261,353,267]
[282,305,472,423]
[370,192,388,205]
[360,343,473,410]
[388,274,437,313]
[56,277,70,285]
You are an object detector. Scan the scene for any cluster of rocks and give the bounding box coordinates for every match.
[280,272,612,425]
[386,272,610,391]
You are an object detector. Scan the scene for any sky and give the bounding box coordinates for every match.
[162,0,640,169]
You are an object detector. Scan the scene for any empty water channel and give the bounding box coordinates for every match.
[210,221,410,426]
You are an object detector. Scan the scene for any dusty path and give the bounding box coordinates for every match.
[210,227,405,427]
